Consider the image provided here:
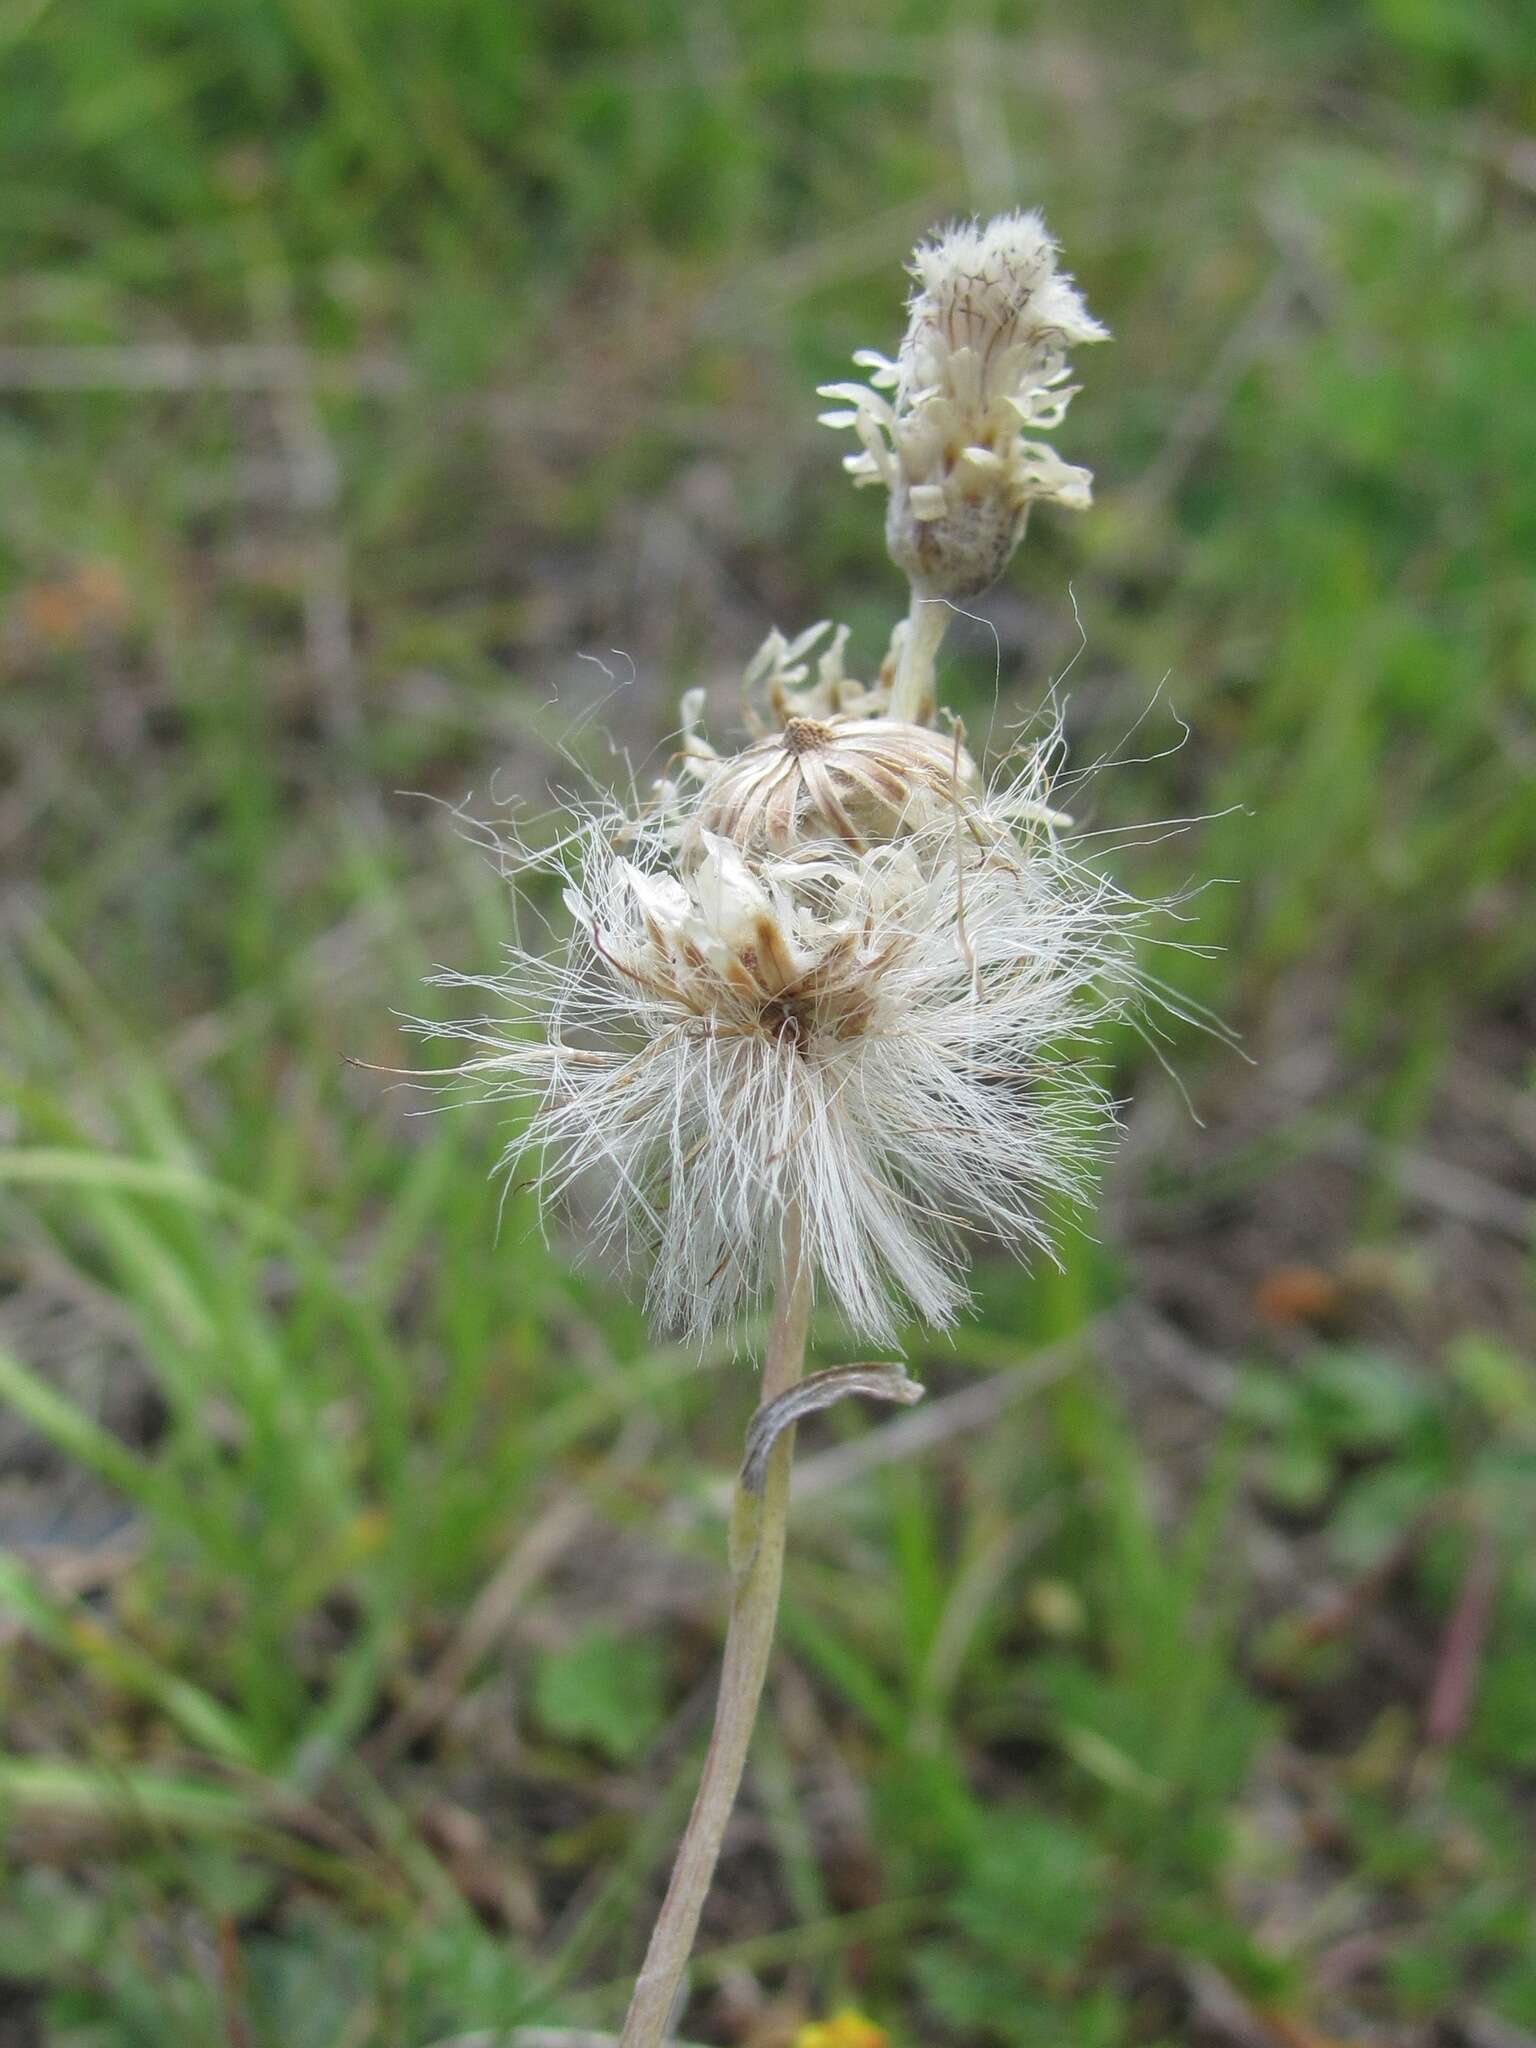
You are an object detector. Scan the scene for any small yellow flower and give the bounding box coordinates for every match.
[794,2008,890,2048]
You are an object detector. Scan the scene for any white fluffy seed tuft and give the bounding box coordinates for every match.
[428,745,1150,1345]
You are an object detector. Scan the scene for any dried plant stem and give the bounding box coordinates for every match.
[887,590,950,724]
[619,1231,812,2048]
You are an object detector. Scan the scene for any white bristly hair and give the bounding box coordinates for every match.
[428,743,1153,1345]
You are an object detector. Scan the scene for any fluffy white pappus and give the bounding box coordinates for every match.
[428,767,1149,1346]
[901,209,1109,391]
[819,209,1108,599]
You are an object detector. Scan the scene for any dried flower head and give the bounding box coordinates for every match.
[431,745,1143,1344]
[820,210,1107,599]
[657,620,974,845]
[688,711,979,854]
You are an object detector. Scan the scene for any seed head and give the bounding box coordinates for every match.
[430,743,1144,1344]
[691,712,979,854]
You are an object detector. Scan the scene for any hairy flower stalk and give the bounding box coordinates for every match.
[619,1224,811,2048]
[433,210,1120,2048]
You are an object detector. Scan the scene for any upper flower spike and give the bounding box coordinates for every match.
[819,210,1108,601]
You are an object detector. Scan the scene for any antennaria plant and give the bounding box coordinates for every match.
[434,211,1145,2048]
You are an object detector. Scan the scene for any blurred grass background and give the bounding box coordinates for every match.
[1,1,1534,2043]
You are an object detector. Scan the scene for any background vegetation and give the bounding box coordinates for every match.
[1,2,1534,2043]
